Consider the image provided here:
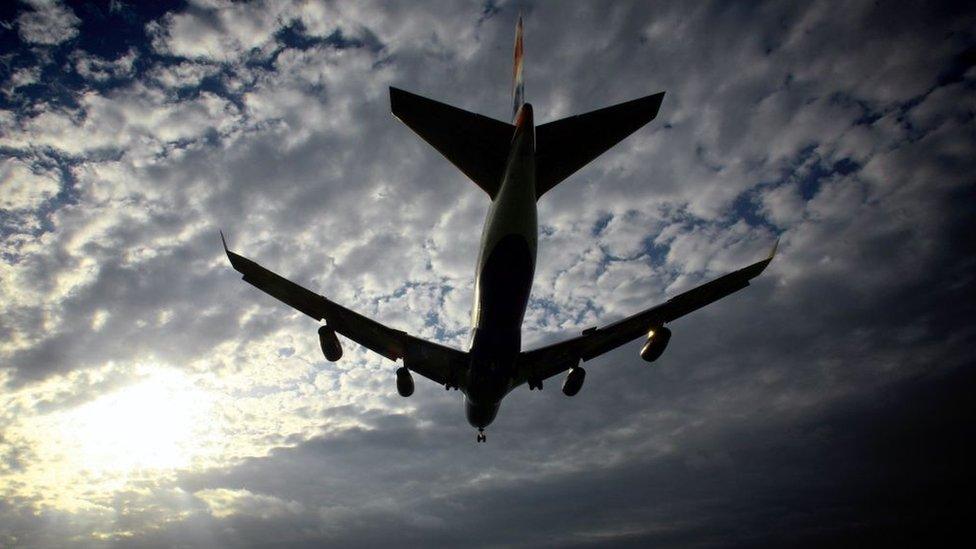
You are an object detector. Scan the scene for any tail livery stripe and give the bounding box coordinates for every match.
[512,15,524,121]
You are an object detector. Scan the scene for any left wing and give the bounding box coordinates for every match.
[517,240,778,385]
[221,233,467,387]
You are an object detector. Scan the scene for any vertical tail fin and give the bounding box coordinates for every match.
[512,15,524,122]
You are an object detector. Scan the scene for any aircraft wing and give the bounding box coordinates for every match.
[516,241,778,385]
[221,233,467,387]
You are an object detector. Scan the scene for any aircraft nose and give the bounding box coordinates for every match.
[465,398,500,429]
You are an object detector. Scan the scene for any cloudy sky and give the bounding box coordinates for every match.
[1,0,974,546]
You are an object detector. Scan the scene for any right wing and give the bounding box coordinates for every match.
[517,240,778,384]
[221,233,467,387]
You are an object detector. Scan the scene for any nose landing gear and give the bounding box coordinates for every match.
[477,429,486,443]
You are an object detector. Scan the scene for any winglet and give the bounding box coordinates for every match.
[750,237,780,277]
[729,237,780,281]
[220,230,247,272]
[768,237,779,261]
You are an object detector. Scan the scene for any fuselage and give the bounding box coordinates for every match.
[463,103,537,429]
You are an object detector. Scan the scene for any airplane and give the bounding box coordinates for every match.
[222,16,776,443]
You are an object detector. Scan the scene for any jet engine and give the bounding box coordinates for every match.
[317,325,343,362]
[396,366,415,397]
[639,326,671,363]
[561,365,586,396]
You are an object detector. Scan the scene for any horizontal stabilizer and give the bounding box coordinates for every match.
[535,91,665,198]
[390,87,515,199]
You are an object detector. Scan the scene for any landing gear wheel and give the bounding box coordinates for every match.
[477,429,486,443]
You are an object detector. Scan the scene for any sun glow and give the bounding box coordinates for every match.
[55,369,215,474]
[3,366,222,511]
[1,355,353,514]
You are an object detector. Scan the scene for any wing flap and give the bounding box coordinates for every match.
[404,335,467,388]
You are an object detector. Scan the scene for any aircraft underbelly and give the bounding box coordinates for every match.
[472,233,534,355]
[470,150,537,359]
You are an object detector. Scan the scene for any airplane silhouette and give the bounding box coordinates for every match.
[223,16,776,443]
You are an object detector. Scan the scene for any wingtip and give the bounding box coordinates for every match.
[769,237,780,260]
[743,237,780,279]
[389,86,408,118]
[219,231,249,273]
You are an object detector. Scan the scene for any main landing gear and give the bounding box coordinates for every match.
[477,429,487,443]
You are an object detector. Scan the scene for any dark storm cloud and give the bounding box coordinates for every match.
[1,0,974,547]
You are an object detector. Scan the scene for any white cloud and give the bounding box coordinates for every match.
[196,488,305,519]
[597,210,662,259]
[760,182,805,228]
[2,66,41,98]
[0,157,60,210]
[71,47,138,82]
[147,60,220,89]
[1,83,242,158]
[147,0,287,62]
[15,0,81,46]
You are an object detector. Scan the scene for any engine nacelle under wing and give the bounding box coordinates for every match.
[640,326,671,363]
[396,366,415,397]
[561,364,586,396]
[318,325,343,362]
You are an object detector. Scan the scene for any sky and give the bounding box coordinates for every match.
[0,0,974,546]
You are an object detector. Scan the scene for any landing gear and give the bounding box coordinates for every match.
[477,429,486,443]
[528,378,543,391]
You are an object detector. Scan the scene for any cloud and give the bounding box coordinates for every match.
[195,488,304,519]
[1,83,242,157]
[146,0,288,63]
[0,157,60,210]
[1,66,41,99]
[15,0,81,46]
[146,60,220,89]
[71,47,138,82]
